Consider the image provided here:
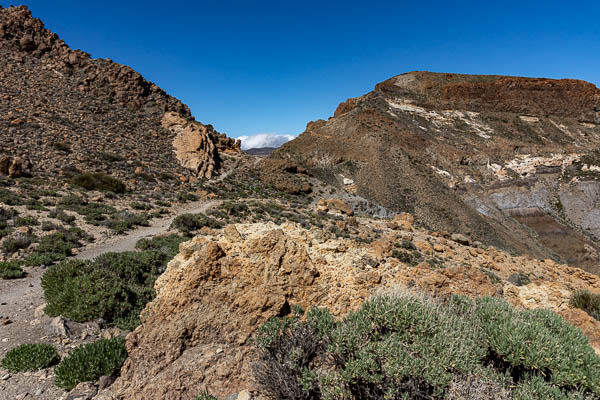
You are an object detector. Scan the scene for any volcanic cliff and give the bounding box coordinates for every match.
[274,71,600,274]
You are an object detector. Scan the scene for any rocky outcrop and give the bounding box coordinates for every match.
[101,217,600,399]
[274,71,600,273]
[256,158,312,194]
[0,155,31,177]
[162,112,241,179]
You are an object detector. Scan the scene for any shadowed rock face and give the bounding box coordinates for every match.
[274,71,600,273]
[0,5,237,180]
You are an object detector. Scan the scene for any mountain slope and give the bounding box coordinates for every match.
[274,71,600,273]
[0,5,238,184]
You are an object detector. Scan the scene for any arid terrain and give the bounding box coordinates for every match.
[1,4,600,400]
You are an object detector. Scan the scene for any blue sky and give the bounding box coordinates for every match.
[3,1,600,143]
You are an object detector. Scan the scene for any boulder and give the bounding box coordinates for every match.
[451,233,472,246]
[162,112,240,179]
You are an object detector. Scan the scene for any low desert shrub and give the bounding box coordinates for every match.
[0,188,23,206]
[26,228,88,266]
[195,392,218,400]
[170,213,223,235]
[105,211,149,233]
[1,343,59,372]
[0,261,25,279]
[49,208,76,225]
[41,221,60,231]
[42,250,168,330]
[70,173,126,194]
[252,292,600,399]
[15,215,39,227]
[52,142,71,153]
[570,290,600,321]
[2,232,35,254]
[135,234,186,258]
[55,337,127,390]
[177,192,198,203]
[130,201,152,210]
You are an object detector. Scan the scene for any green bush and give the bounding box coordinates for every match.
[55,337,127,390]
[571,290,600,321]
[56,196,117,226]
[135,234,186,258]
[170,213,223,235]
[252,293,600,399]
[49,208,76,225]
[53,142,71,153]
[1,343,59,372]
[15,215,39,227]
[0,261,25,279]
[26,228,88,266]
[105,212,149,233]
[2,232,34,254]
[195,392,218,400]
[42,250,168,330]
[70,173,126,194]
[0,188,24,206]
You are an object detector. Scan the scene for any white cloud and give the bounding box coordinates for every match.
[237,133,296,150]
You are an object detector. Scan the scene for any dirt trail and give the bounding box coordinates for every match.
[0,198,221,399]
[75,199,220,260]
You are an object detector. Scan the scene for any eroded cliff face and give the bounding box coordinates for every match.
[99,217,600,399]
[274,71,600,273]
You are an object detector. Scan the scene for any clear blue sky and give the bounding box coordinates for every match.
[3,1,600,139]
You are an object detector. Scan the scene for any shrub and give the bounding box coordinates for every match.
[0,188,23,206]
[194,392,218,400]
[170,213,223,235]
[49,208,76,225]
[55,337,127,390]
[135,234,186,258]
[42,250,168,330]
[41,221,60,231]
[57,196,117,225]
[105,212,149,233]
[252,293,600,399]
[1,343,59,372]
[2,232,34,254]
[177,192,198,202]
[53,142,71,153]
[0,261,25,279]
[70,173,126,194]
[130,201,152,210]
[15,215,39,227]
[26,229,87,266]
[134,172,156,183]
[98,152,124,163]
[570,290,600,321]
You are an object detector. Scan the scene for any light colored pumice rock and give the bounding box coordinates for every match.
[101,217,600,399]
[162,112,241,179]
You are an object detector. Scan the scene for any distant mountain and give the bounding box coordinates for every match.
[244,147,277,157]
[274,71,600,274]
[0,5,238,184]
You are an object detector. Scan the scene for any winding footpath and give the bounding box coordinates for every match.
[0,198,219,399]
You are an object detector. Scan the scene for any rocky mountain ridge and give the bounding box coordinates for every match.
[275,71,600,274]
[0,5,239,183]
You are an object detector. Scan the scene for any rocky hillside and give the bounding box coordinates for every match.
[98,213,600,399]
[274,71,600,274]
[0,5,239,184]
